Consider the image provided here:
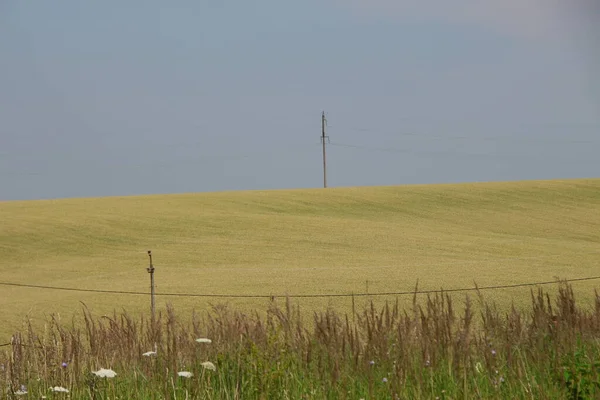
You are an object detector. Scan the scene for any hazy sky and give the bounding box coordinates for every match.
[1,1,598,201]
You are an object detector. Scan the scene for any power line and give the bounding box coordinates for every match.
[334,125,599,144]
[328,141,504,157]
[341,117,600,127]
[2,129,596,179]
[0,275,598,299]
[329,142,411,154]
[0,143,323,178]
[321,111,329,188]
[328,141,597,159]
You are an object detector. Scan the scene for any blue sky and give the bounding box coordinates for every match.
[1,1,598,200]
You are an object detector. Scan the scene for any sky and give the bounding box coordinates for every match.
[0,1,598,201]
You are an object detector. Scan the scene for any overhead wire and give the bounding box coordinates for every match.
[2,118,598,178]
[2,274,599,348]
[0,275,599,299]
[0,142,323,177]
[333,121,599,144]
[1,123,597,186]
[327,141,554,158]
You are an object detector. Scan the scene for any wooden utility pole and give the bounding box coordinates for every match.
[146,250,156,323]
[321,111,328,188]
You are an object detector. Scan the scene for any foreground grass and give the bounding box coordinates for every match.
[2,283,600,399]
[1,178,600,338]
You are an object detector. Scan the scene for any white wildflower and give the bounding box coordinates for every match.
[201,361,216,371]
[178,371,193,378]
[195,338,212,344]
[92,368,117,378]
[142,351,157,357]
[50,386,69,393]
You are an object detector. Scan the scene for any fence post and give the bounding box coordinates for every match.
[351,292,356,324]
[147,250,156,324]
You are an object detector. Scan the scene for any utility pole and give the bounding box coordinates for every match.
[321,111,329,188]
[146,250,156,324]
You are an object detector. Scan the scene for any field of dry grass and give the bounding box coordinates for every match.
[1,178,599,340]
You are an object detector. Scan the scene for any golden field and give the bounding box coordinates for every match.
[1,178,599,340]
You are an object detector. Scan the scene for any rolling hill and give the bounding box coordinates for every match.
[1,178,599,339]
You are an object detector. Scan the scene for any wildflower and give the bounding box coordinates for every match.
[491,349,496,356]
[61,362,68,368]
[196,338,212,344]
[92,368,117,378]
[369,360,375,366]
[425,359,431,367]
[178,371,193,378]
[50,386,69,393]
[142,351,157,357]
[500,376,505,384]
[382,377,388,383]
[201,361,216,371]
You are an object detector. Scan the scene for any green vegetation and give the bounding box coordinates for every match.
[1,178,600,397]
[2,283,599,399]
[0,178,600,340]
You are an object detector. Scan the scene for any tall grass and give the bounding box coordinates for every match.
[2,282,600,399]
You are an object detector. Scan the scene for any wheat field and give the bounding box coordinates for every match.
[1,178,599,340]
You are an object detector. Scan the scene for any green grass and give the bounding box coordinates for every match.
[1,178,600,340]
[2,283,600,399]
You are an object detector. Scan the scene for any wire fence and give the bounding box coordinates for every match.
[1,275,599,299]
[1,274,598,348]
